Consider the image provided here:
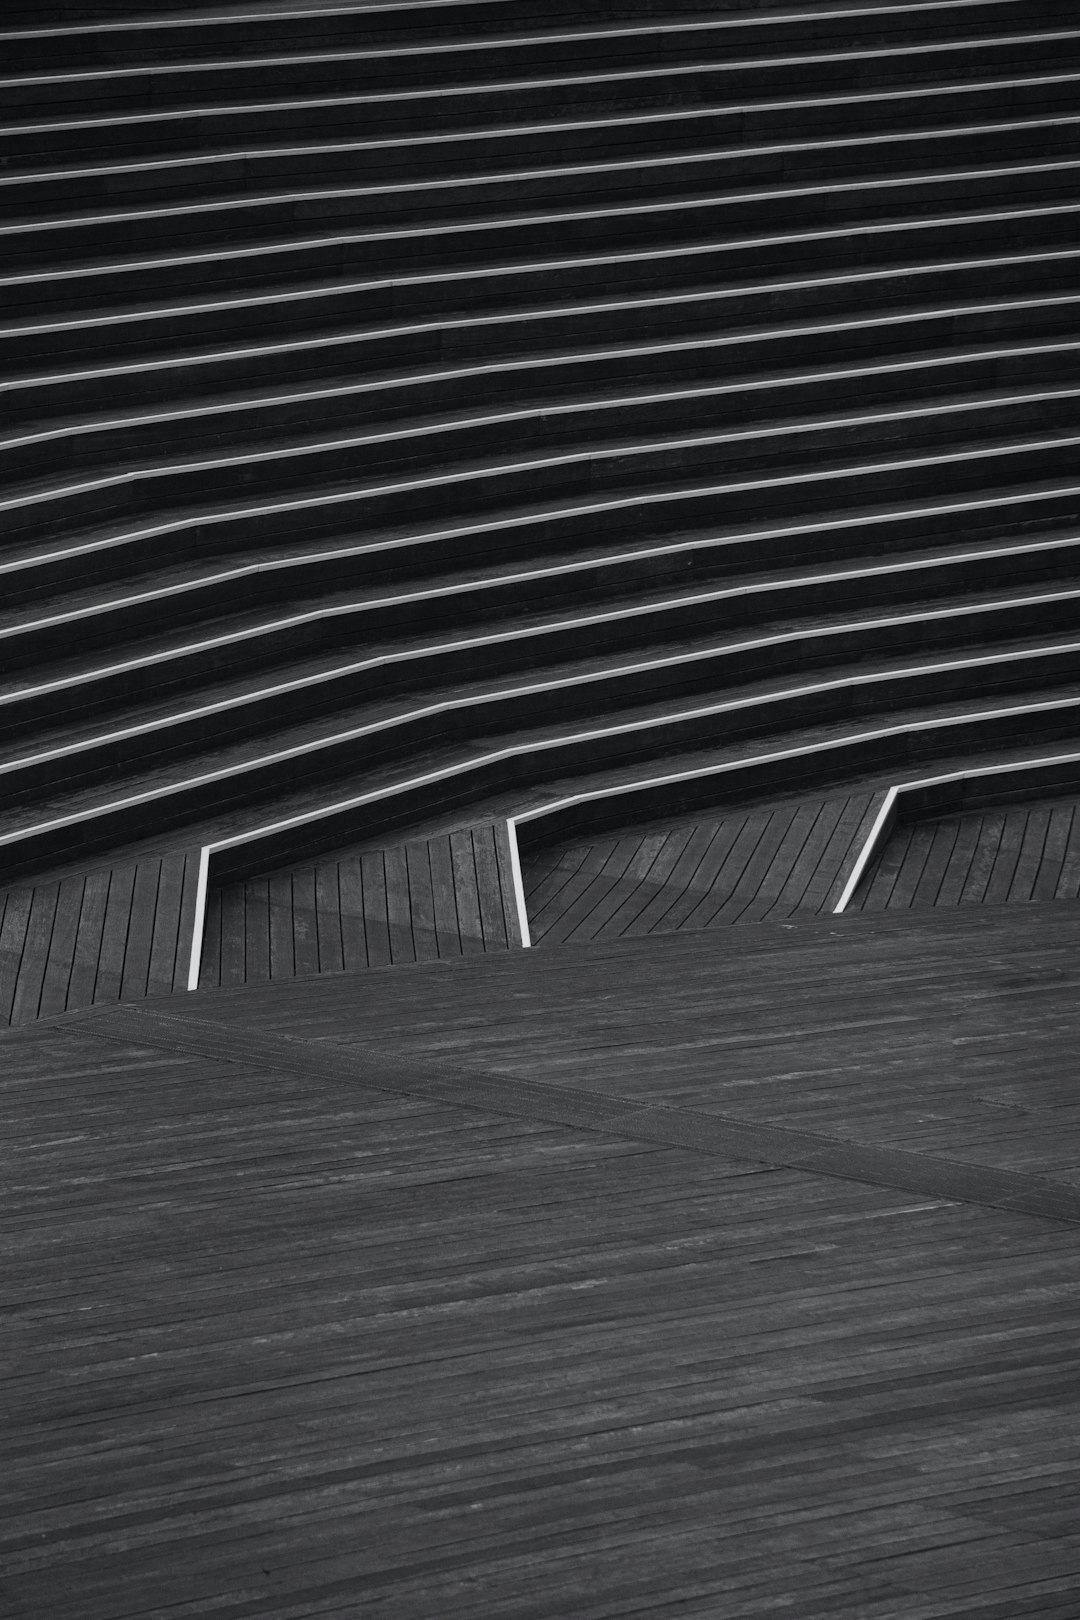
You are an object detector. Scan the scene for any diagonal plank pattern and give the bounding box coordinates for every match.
[74,1002,1080,1226]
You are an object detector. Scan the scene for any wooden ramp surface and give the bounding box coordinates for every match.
[5,905,1080,1619]
[521,792,880,945]
[854,795,1080,913]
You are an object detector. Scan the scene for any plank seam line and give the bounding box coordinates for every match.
[67,1006,1080,1228]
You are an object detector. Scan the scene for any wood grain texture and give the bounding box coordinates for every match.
[7,903,1080,1619]
[520,794,876,945]
[206,823,524,989]
[0,852,201,1026]
[853,796,1080,913]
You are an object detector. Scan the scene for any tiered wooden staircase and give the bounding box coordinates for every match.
[2,0,1080,1014]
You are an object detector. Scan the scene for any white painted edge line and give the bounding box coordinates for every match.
[833,787,900,914]
[832,748,1080,912]
[186,845,212,993]
[504,817,532,950]
[0,0,1031,48]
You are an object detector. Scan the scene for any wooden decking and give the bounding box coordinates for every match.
[521,792,881,944]
[5,904,1080,1618]
[853,793,1080,912]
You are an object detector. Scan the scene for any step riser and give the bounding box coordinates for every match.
[9,333,1080,481]
[7,68,1076,171]
[7,130,1080,272]
[6,1,1070,74]
[4,653,1078,883]
[6,31,1076,122]
[6,249,1075,384]
[7,439,1080,608]
[6,195,1076,321]
[6,598,1080,802]
[7,389,1080,546]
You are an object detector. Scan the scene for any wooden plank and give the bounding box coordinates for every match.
[243,879,272,987]
[600,825,698,937]
[734,802,823,923]
[450,829,485,956]
[886,820,939,910]
[383,844,415,965]
[405,841,440,962]
[522,841,596,920]
[1054,808,1080,900]
[708,809,798,924]
[9,883,59,1027]
[217,880,247,990]
[1007,808,1052,904]
[541,835,644,946]
[171,851,203,995]
[93,864,137,1006]
[147,853,188,997]
[493,820,525,948]
[120,860,163,1003]
[910,818,961,908]
[932,814,985,908]
[315,864,345,975]
[855,822,915,912]
[473,824,510,951]
[983,810,1029,907]
[681,812,772,928]
[1032,806,1076,903]
[36,875,86,1020]
[196,882,222,992]
[427,834,461,958]
[291,867,320,979]
[361,851,391,968]
[763,796,846,919]
[66,867,112,1010]
[582,832,673,941]
[0,887,34,1026]
[632,818,742,934]
[957,811,1005,905]
[337,859,368,972]
[268,871,295,981]
[528,838,622,941]
[814,790,884,914]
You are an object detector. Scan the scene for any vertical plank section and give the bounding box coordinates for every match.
[1034,806,1076,901]
[815,790,887,914]
[493,821,525,948]
[982,810,1028,907]
[268,872,295,982]
[601,826,696,938]
[361,852,392,968]
[243,879,271,986]
[0,887,34,1025]
[450,830,485,955]
[933,815,985,908]
[1056,808,1080,899]
[120,860,163,1003]
[37,875,87,1019]
[93,864,137,1006]
[148,852,187,997]
[292,868,320,979]
[383,845,416,965]
[1006,809,1051,904]
[67,867,112,1009]
[338,859,368,972]
[885,821,938,910]
[9,884,58,1026]
[171,851,203,994]
[768,796,850,919]
[197,882,223,991]
[428,834,461,958]
[958,812,1004,905]
[627,820,729,935]
[217,881,247,990]
[854,823,916,913]
[315,865,345,976]
[683,813,769,929]
[406,842,441,962]
[473,825,510,950]
[909,819,961,908]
